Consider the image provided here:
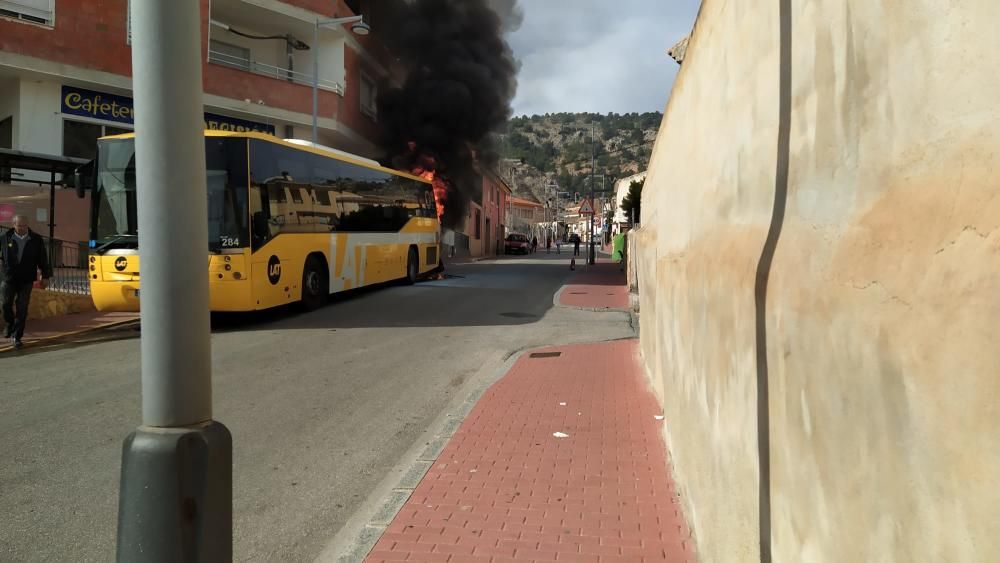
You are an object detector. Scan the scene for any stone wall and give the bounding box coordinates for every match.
[27,289,94,321]
[635,0,1000,560]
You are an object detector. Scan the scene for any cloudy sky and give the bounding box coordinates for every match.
[505,1,702,117]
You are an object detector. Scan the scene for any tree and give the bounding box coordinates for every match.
[620,178,644,224]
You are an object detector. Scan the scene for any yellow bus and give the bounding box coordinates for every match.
[86,131,441,312]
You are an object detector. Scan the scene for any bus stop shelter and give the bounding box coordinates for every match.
[0,148,90,243]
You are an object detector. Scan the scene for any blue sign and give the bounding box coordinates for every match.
[203,112,276,135]
[61,85,276,135]
[62,85,134,124]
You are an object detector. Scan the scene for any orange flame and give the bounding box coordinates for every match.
[410,153,447,222]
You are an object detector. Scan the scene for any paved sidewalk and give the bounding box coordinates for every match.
[0,310,138,352]
[558,261,629,310]
[365,339,695,563]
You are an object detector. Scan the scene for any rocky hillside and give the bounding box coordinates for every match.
[497,112,661,202]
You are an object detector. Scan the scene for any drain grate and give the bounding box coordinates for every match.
[529,352,562,358]
[501,312,537,318]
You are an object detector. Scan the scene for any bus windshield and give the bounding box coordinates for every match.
[92,137,250,252]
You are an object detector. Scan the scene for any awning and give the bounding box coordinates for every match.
[0,149,89,180]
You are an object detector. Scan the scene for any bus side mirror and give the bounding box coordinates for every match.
[72,160,95,199]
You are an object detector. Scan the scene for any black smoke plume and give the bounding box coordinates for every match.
[377,0,519,229]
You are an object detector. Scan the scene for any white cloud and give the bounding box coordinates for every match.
[506,0,701,116]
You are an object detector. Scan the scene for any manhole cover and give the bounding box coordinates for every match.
[500,312,537,319]
[529,352,562,358]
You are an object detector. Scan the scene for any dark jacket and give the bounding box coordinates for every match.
[1,229,52,284]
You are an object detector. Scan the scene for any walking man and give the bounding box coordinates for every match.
[2,215,52,349]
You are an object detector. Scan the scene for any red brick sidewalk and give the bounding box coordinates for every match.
[558,261,629,310]
[365,340,695,563]
[0,310,138,352]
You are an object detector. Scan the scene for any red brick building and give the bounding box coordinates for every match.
[442,170,511,260]
[0,0,391,241]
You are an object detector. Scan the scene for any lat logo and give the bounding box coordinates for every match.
[267,255,281,285]
[114,256,128,271]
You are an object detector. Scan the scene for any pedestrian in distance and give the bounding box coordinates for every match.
[531,236,538,253]
[572,234,581,256]
[1,215,52,349]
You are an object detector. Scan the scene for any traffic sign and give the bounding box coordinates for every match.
[579,198,595,215]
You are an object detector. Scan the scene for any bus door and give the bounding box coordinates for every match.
[249,180,297,308]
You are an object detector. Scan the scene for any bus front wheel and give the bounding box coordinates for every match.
[301,256,328,311]
[405,247,419,285]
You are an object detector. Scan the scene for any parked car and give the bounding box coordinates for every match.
[505,233,530,254]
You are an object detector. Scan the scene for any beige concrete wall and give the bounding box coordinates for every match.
[635,0,1000,561]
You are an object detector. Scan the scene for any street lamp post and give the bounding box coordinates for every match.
[545,198,553,252]
[582,171,605,265]
[117,2,231,561]
[589,124,596,265]
[311,15,369,143]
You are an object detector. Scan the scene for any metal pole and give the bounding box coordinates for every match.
[117,1,232,560]
[311,20,319,143]
[589,125,596,265]
[48,170,55,260]
[133,2,212,430]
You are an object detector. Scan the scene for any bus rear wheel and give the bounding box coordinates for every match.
[301,256,328,311]
[405,247,419,285]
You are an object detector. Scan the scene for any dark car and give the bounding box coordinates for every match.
[505,233,530,254]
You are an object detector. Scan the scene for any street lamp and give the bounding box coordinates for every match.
[545,197,553,250]
[312,15,370,143]
[583,172,605,263]
[589,124,597,264]
[546,182,560,242]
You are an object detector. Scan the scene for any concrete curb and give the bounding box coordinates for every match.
[552,284,631,313]
[0,317,140,353]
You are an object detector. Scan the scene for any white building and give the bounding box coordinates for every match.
[612,171,646,234]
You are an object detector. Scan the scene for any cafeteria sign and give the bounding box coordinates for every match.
[61,85,276,135]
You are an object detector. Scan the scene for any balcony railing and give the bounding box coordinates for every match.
[208,50,345,95]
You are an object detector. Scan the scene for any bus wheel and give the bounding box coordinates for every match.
[405,247,419,285]
[301,256,328,311]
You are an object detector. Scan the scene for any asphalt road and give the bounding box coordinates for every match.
[0,253,634,562]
